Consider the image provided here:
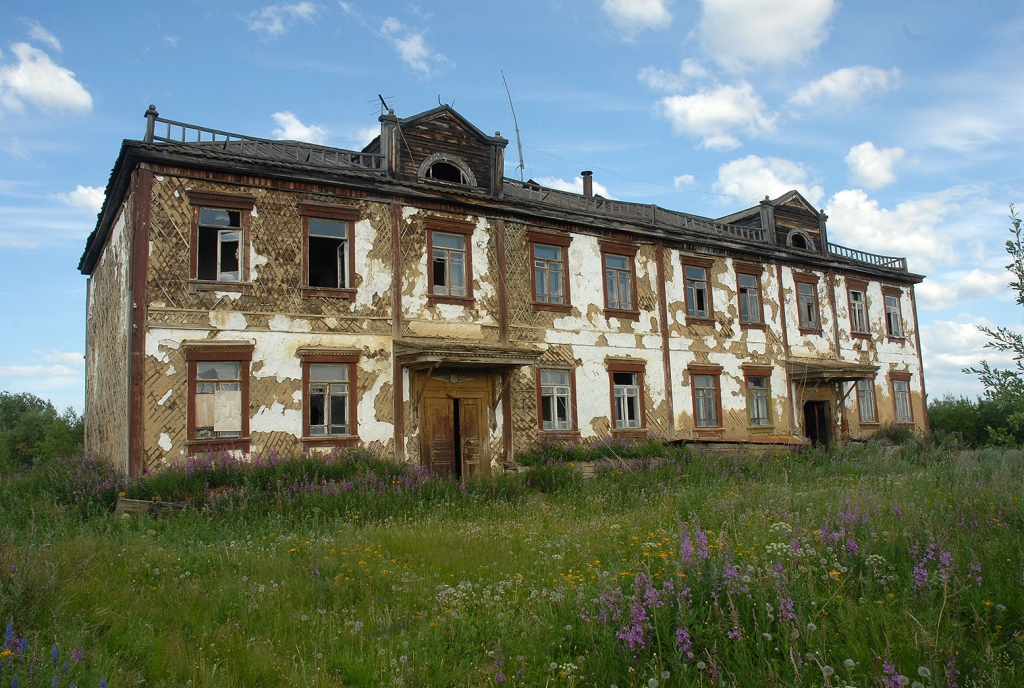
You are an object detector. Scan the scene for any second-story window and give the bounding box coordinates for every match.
[737,271,762,324]
[308,219,349,289]
[534,245,565,304]
[685,266,710,318]
[605,254,633,311]
[848,285,869,335]
[197,208,242,282]
[431,231,468,297]
[884,291,904,338]
[796,279,820,332]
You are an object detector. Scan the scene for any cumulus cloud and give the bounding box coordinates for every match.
[602,0,672,39]
[380,18,448,76]
[824,188,967,272]
[789,66,901,110]
[920,317,1024,398]
[534,176,614,199]
[697,0,836,72]
[246,2,318,37]
[673,174,696,187]
[713,155,824,206]
[24,20,62,52]
[271,112,328,144]
[637,59,708,92]
[0,360,83,410]
[0,43,92,114]
[657,82,777,150]
[916,269,1012,312]
[351,126,379,148]
[845,142,905,190]
[57,185,105,214]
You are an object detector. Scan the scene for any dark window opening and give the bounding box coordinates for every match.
[427,162,465,184]
[791,234,808,249]
[197,208,242,282]
[308,219,348,289]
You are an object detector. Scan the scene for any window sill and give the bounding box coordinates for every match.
[536,430,581,441]
[748,425,776,433]
[301,287,356,301]
[605,308,640,321]
[798,327,822,336]
[685,316,716,328]
[886,336,906,344]
[186,437,251,453]
[850,331,871,340]
[532,302,573,314]
[858,421,881,427]
[694,428,724,439]
[302,436,360,448]
[740,321,766,330]
[428,294,475,307]
[189,280,252,295]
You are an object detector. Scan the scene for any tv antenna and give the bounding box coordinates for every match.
[501,70,525,182]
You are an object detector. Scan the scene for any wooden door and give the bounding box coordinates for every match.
[459,398,488,479]
[423,397,456,476]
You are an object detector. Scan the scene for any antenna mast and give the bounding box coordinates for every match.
[501,71,525,182]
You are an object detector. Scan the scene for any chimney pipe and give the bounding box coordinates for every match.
[581,170,593,198]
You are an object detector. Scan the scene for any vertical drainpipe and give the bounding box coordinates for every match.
[656,243,675,439]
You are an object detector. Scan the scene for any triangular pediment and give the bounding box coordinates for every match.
[772,190,821,217]
[399,105,500,145]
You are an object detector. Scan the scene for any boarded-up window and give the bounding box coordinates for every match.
[195,361,242,439]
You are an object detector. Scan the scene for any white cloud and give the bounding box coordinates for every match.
[57,185,105,214]
[713,155,824,206]
[271,112,328,144]
[916,269,1012,312]
[246,2,318,37]
[845,142,905,190]
[920,317,1024,398]
[380,18,448,76]
[43,350,84,365]
[637,59,708,93]
[164,35,180,47]
[673,174,695,187]
[789,66,901,110]
[698,0,837,72]
[0,43,92,114]
[0,361,84,410]
[351,126,379,148]
[602,0,672,39]
[534,176,614,199]
[824,188,966,272]
[658,82,776,150]
[24,20,62,52]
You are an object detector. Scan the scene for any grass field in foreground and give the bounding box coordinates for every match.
[1,441,1023,687]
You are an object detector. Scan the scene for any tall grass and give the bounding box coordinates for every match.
[1,442,1022,686]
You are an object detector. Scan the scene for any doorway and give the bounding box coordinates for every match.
[803,401,831,446]
[419,371,490,479]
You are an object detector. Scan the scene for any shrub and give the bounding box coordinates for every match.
[0,391,83,467]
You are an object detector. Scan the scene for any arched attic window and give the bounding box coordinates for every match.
[786,229,814,251]
[417,153,478,188]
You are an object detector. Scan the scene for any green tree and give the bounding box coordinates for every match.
[0,391,84,465]
[963,205,1024,446]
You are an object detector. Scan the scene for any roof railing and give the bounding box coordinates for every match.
[826,242,907,271]
[142,105,384,172]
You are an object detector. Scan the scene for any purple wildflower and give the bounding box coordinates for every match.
[676,627,692,656]
[970,561,982,586]
[494,672,506,684]
[913,565,929,589]
[882,660,901,688]
[845,537,859,555]
[695,530,709,561]
[773,560,784,575]
[71,648,83,664]
[945,658,960,688]
[727,628,742,640]
[52,644,58,667]
[892,505,903,520]
[680,526,695,566]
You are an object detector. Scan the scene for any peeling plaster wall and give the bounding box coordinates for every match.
[85,202,132,472]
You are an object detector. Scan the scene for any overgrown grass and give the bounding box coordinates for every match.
[2,442,1023,687]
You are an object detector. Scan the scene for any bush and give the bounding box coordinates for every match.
[928,394,1023,448]
[515,436,671,466]
[0,391,83,466]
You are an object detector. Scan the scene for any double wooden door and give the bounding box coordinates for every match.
[419,372,490,479]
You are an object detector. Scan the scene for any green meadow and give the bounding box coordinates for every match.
[1,439,1022,687]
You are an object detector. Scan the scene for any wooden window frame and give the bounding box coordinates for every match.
[535,367,580,439]
[427,221,475,306]
[735,263,765,329]
[681,256,716,327]
[793,272,822,335]
[529,230,573,314]
[186,190,255,295]
[607,358,647,438]
[742,365,774,429]
[889,371,914,425]
[185,342,254,453]
[600,240,640,321]
[882,286,906,342]
[688,364,724,436]
[301,351,360,448]
[846,279,871,339]
[299,202,358,301]
[856,378,879,426]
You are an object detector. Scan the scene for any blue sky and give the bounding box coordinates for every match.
[1,0,1022,412]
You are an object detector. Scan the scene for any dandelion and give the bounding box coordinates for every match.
[648,680,659,688]
[661,671,670,679]
[549,662,558,670]
[918,666,931,678]
[763,632,773,641]
[697,661,707,670]
[898,677,910,686]
[822,666,834,677]
[806,622,817,632]
[844,659,856,669]
[996,603,1006,612]
[400,655,408,663]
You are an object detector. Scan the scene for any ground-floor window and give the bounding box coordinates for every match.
[184,342,253,450]
[539,368,574,432]
[746,375,771,426]
[302,353,359,444]
[893,377,913,423]
[693,373,720,428]
[857,379,877,423]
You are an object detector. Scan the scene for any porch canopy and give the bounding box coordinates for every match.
[394,340,543,371]
[786,357,879,383]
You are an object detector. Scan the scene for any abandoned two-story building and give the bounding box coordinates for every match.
[79,104,928,477]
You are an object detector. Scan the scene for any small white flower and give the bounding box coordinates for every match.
[661,671,670,679]
[648,679,659,688]
[844,659,856,669]
[549,662,558,670]
[696,661,707,670]
[897,676,910,686]
[822,666,834,677]
[806,622,817,632]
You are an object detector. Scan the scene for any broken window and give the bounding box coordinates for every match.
[885,294,903,337]
[797,281,820,331]
[307,218,348,289]
[612,371,642,429]
[746,375,771,426]
[738,272,761,324]
[857,379,877,423]
[194,361,242,439]
[604,254,633,311]
[431,231,468,297]
[426,161,465,184]
[693,374,720,428]
[197,208,242,282]
[308,364,350,436]
[539,368,573,431]
[685,266,710,319]
[893,378,912,423]
[533,244,565,304]
[848,288,869,334]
